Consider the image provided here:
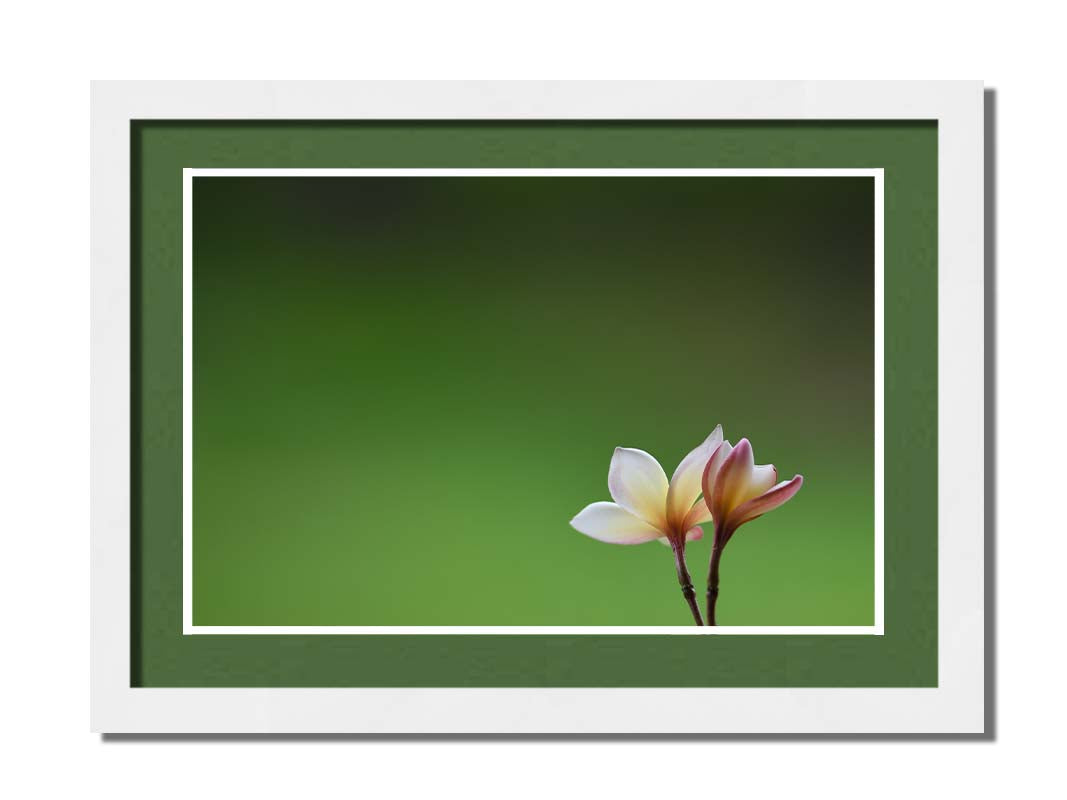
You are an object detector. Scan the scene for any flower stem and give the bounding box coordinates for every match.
[706,525,726,626]
[671,543,704,626]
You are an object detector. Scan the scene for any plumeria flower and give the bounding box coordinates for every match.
[571,426,723,549]
[701,437,803,542]
[700,437,803,624]
[569,426,724,625]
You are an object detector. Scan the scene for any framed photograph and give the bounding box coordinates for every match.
[91,81,985,733]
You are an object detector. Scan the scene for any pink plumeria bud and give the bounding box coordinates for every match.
[570,426,723,549]
[701,437,803,542]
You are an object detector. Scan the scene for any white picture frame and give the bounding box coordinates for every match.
[90,80,984,734]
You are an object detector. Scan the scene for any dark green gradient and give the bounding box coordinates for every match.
[192,175,874,627]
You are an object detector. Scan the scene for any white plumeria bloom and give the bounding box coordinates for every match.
[570,426,723,549]
[701,437,803,542]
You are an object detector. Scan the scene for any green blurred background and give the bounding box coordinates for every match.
[192,175,874,627]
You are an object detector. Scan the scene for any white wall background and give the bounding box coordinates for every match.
[1,2,1060,797]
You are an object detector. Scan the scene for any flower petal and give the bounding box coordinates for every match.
[712,437,756,519]
[665,425,723,527]
[682,498,713,530]
[747,463,778,500]
[728,475,804,529]
[570,501,665,545]
[608,447,670,528]
[656,527,704,547]
[700,440,733,520]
